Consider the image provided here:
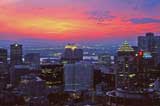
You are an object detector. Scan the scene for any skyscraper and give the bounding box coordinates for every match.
[74,48,83,61]
[138,32,157,52]
[10,43,23,65]
[138,33,160,65]
[62,44,83,63]
[64,63,93,91]
[116,41,135,89]
[0,48,7,64]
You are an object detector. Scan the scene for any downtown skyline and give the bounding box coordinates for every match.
[0,0,160,41]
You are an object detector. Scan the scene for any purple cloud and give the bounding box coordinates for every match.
[87,11,115,22]
[130,18,160,24]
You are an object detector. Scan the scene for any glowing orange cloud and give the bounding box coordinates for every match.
[0,3,160,40]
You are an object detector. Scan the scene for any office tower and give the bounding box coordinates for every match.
[146,32,156,52]
[64,63,93,91]
[10,43,23,65]
[117,41,155,92]
[155,36,160,65]
[74,48,83,61]
[41,64,64,87]
[106,41,157,106]
[116,41,136,89]
[0,63,9,91]
[0,48,7,64]
[138,33,160,65]
[0,49,9,90]
[25,53,40,69]
[62,44,83,63]
[138,32,157,52]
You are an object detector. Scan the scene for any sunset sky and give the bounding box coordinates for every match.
[0,0,160,41]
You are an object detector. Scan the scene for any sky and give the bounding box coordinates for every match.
[0,0,160,41]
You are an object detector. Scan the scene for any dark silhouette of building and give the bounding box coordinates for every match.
[138,32,156,52]
[0,48,7,64]
[10,43,23,65]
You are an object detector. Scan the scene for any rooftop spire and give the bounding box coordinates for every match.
[117,41,134,52]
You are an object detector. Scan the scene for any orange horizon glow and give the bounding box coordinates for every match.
[0,0,160,40]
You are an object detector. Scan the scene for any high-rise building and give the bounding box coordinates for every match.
[138,33,160,65]
[74,48,83,61]
[64,63,93,91]
[10,43,23,65]
[41,64,64,87]
[116,41,136,89]
[62,44,83,63]
[106,41,158,106]
[138,32,158,52]
[0,48,7,64]
[0,48,9,90]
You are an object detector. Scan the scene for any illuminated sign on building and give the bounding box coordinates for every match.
[143,52,152,59]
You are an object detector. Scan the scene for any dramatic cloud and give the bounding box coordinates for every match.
[130,18,160,24]
[87,11,115,22]
[0,0,160,40]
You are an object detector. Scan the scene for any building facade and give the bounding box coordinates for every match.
[10,43,23,65]
[62,44,83,63]
[0,48,7,64]
[64,63,93,91]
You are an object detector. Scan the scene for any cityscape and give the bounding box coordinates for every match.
[0,0,160,106]
[0,32,160,106]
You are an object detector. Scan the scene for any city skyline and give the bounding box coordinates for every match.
[0,0,160,41]
[0,1,160,106]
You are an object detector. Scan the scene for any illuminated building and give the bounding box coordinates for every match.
[116,41,136,90]
[62,44,83,63]
[10,43,23,65]
[106,41,156,106]
[40,64,64,87]
[0,48,7,64]
[64,63,93,91]
[117,41,134,56]
[138,33,160,65]
[65,44,78,50]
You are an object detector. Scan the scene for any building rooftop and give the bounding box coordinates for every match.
[65,44,78,50]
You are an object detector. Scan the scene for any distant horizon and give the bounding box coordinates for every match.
[0,36,138,47]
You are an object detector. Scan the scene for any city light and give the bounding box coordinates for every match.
[0,0,160,105]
